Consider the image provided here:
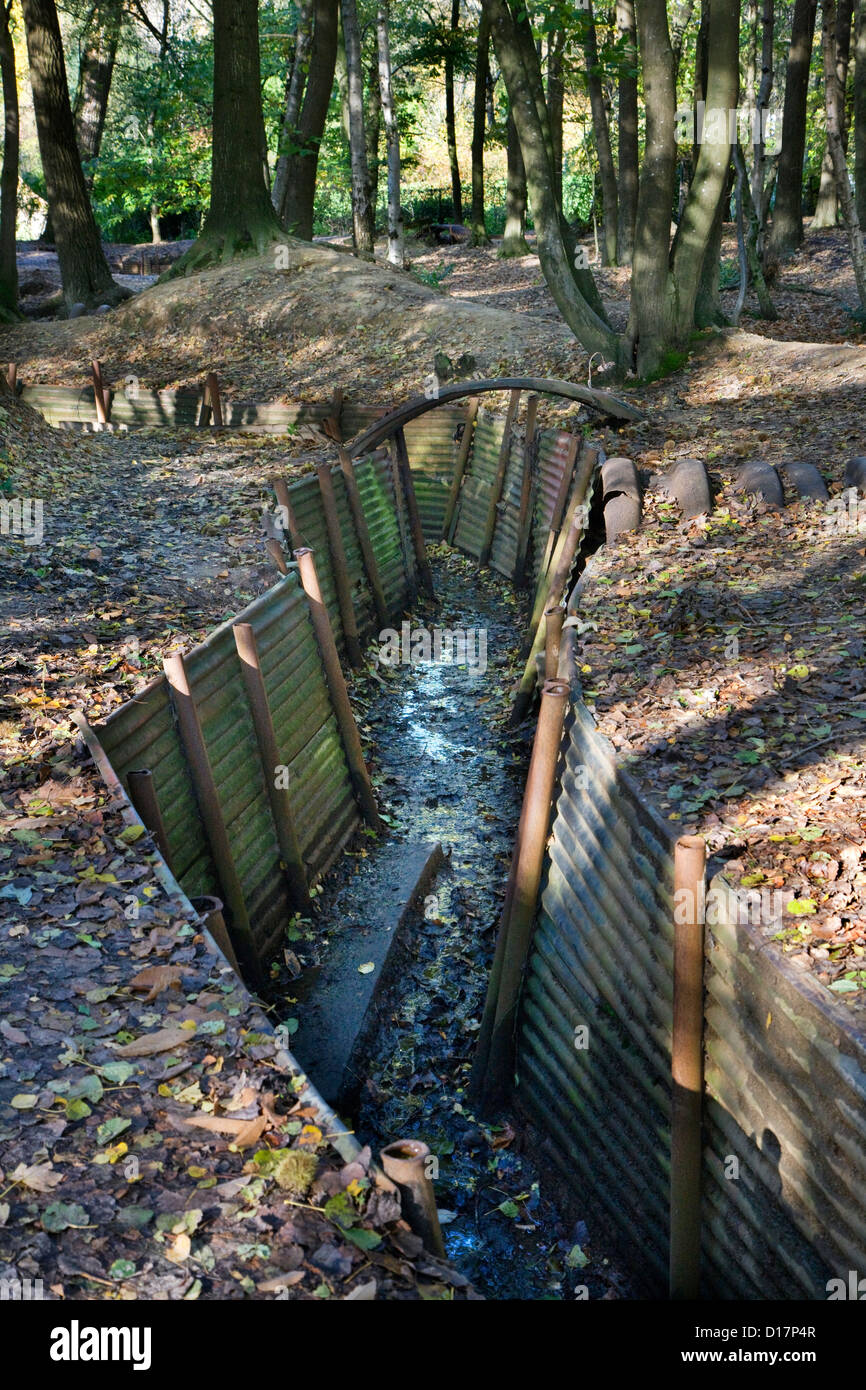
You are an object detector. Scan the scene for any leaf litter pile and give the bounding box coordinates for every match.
[574,479,866,1002]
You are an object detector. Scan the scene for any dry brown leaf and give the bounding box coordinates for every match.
[128,965,185,1002]
[112,1025,195,1057]
[257,1271,304,1292]
[232,1114,268,1150]
[11,1162,64,1193]
[184,1114,250,1136]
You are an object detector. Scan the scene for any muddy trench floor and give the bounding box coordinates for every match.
[264,552,635,1300]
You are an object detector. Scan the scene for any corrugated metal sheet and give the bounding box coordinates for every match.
[489,433,526,580]
[94,574,360,966]
[516,699,676,1293]
[97,677,218,899]
[452,409,505,561]
[531,429,577,584]
[400,408,464,541]
[701,877,861,1299]
[354,454,414,620]
[516,693,865,1298]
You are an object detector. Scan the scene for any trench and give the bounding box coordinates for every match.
[265,552,633,1300]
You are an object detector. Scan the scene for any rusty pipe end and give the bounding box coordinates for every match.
[541,678,570,700]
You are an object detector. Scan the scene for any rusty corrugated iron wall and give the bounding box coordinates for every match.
[516,694,861,1298]
[95,575,361,964]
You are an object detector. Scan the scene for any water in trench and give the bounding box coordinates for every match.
[271,550,634,1299]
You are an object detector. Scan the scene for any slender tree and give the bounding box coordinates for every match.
[750,0,774,228]
[856,0,866,224]
[501,108,529,254]
[272,0,315,218]
[823,0,866,303]
[20,0,124,309]
[365,48,381,218]
[546,28,565,208]
[470,4,491,244]
[0,0,18,321]
[377,0,403,265]
[813,0,854,227]
[583,0,618,265]
[276,0,338,237]
[341,0,374,255]
[616,0,639,265]
[73,0,124,186]
[445,0,463,221]
[767,0,819,264]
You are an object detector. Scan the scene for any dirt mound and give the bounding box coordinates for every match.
[0,239,587,403]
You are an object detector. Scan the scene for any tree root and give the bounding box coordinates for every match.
[164,227,287,281]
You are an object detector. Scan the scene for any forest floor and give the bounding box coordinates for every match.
[1,220,865,1298]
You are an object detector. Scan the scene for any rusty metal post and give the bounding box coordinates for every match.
[338,448,390,628]
[163,651,262,986]
[232,621,313,913]
[479,390,521,567]
[514,393,539,584]
[670,835,707,1301]
[126,769,174,871]
[91,360,108,426]
[544,605,564,680]
[472,678,570,1106]
[272,477,306,551]
[527,442,596,643]
[380,1140,446,1258]
[266,537,289,574]
[511,450,598,724]
[294,548,383,832]
[393,426,435,599]
[323,386,344,441]
[316,463,363,667]
[206,371,223,426]
[443,396,479,541]
[191,895,242,975]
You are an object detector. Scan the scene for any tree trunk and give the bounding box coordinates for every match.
[546,28,565,208]
[671,0,697,78]
[813,0,854,226]
[750,0,774,230]
[583,0,618,265]
[0,0,17,320]
[445,0,463,221]
[501,108,529,254]
[20,0,123,309]
[175,0,280,268]
[72,0,123,187]
[365,49,381,219]
[279,0,338,239]
[823,0,866,304]
[767,0,819,264]
[470,4,491,244]
[670,1,740,337]
[626,0,679,371]
[856,0,866,224]
[485,0,617,356]
[733,140,778,317]
[0,0,18,320]
[341,0,374,256]
[377,0,403,265]
[272,0,314,217]
[616,0,639,265]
